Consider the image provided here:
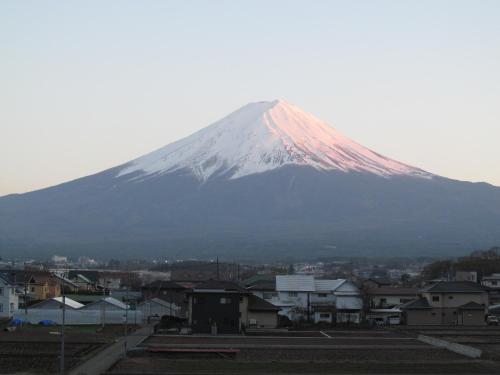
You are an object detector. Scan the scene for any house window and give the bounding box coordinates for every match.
[319,313,330,318]
[0,287,3,296]
[317,293,328,298]
[380,298,387,304]
[431,312,436,316]
[432,296,440,302]
[0,303,3,312]
[220,297,232,304]
[448,296,453,300]
[10,303,14,312]
[288,292,298,297]
[31,287,35,293]
[492,281,498,286]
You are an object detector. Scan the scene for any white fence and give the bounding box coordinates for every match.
[13,309,143,325]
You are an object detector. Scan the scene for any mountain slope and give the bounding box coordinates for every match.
[1,100,499,260]
[117,100,431,181]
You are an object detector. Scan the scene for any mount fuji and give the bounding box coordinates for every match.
[1,100,499,260]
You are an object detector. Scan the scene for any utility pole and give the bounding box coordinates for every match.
[216,257,220,280]
[24,281,28,315]
[102,277,106,329]
[60,278,66,375]
[123,270,130,358]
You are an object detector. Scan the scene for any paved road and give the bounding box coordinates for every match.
[69,325,153,375]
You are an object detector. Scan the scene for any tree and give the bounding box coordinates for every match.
[421,260,452,280]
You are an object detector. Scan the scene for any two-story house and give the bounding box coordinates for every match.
[401,281,488,325]
[481,273,500,305]
[187,280,279,333]
[0,274,19,318]
[275,275,316,321]
[269,275,363,324]
[0,270,61,306]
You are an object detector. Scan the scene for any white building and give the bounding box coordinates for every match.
[0,274,19,318]
[275,275,315,321]
[482,274,500,289]
[267,275,362,324]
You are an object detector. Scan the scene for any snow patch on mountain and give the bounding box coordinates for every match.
[117,100,432,181]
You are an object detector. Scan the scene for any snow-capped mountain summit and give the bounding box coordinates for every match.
[1,99,500,260]
[118,100,431,181]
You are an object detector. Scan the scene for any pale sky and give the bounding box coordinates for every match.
[1,0,499,197]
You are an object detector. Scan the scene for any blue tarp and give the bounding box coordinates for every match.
[39,319,57,326]
[10,318,28,326]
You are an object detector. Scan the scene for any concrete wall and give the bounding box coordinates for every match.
[418,334,482,358]
[405,308,486,325]
[405,309,442,325]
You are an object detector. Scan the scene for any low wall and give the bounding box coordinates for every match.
[13,309,143,325]
[417,334,482,359]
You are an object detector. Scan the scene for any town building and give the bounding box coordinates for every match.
[401,281,488,325]
[186,280,280,333]
[481,273,500,289]
[187,280,244,334]
[246,294,280,328]
[256,275,363,324]
[0,270,61,305]
[0,274,19,318]
[142,280,188,315]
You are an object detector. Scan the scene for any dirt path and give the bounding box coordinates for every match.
[70,325,153,375]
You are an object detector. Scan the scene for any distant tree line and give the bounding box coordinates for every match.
[421,246,500,281]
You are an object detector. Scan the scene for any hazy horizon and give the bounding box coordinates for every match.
[2,0,500,196]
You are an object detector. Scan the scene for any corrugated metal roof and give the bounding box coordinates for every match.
[103,297,128,309]
[276,275,315,292]
[52,297,84,309]
[314,279,345,292]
